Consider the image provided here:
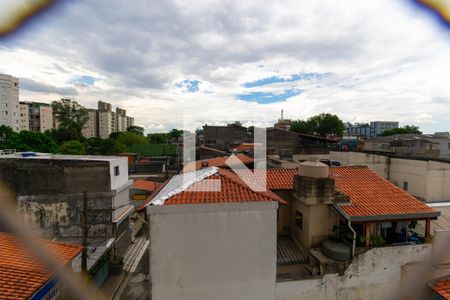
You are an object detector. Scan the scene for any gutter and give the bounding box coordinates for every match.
[347,221,356,258]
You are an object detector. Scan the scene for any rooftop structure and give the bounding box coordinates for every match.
[182,153,254,172]
[330,166,438,221]
[0,232,82,300]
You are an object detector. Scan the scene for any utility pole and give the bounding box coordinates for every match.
[81,191,88,273]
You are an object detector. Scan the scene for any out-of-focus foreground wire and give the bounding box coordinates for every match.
[0,180,105,300]
[414,0,450,27]
[0,0,55,38]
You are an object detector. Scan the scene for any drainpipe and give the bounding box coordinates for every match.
[347,220,356,257]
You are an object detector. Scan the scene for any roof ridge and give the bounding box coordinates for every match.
[219,169,287,204]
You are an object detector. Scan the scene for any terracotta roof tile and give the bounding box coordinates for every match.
[432,276,450,299]
[0,232,82,300]
[132,179,160,191]
[165,168,287,205]
[233,143,262,151]
[329,166,437,220]
[182,154,253,172]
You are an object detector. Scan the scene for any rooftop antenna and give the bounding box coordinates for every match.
[281,109,284,120]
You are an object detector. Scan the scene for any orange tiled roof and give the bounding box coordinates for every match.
[165,168,287,205]
[0,232,82,300]
[182,154,254,172]
[266,168,297,190]
[132,179,160,191]
[432,276,450,299]
[139,168,287,209]
[329,166,438,221]
[233,143,262,151]
[234,168,296,191]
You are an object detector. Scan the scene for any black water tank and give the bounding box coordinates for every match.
[322,239,351,261]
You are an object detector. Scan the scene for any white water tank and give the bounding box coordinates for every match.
[298,160,329,178]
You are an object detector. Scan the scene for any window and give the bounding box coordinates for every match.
[403,181,408,191]
[114,166,120,176]
[295,210,303,229]
[448,142,450,150]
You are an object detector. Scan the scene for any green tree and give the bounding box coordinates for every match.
[100,138,128,155]
[16,131,58,153]
[290,120,312,134]
[127,125,145,135]
[85,138,104,155]
[382,125,422,136]
[47,127,84,144]
[168,129,183,138]
[117,132,148,149]
[0,125,19,150]
[147,133,169,144]
[52,98,89,134]
[59,140,85,154]
[290,113,345,137]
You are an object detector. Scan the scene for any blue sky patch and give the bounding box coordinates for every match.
[243,72,331,88]
[238,89,302,104]
[72,75,96,85]
[175,79,200,92]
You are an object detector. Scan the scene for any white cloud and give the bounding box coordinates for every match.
[0,0,450,133]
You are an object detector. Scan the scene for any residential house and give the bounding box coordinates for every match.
[266,127,338,155]
[0,232,82,300]
[363,134,442,158]
[0,153,133,256]
[182,153,253,172]
[141,167,286,300]
[202,122,250,151]
[331,151,450,202]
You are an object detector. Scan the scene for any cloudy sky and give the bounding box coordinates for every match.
[1,0,450,133]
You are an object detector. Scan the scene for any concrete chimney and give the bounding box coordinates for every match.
[294,160,334,205]
[298,160,329,178]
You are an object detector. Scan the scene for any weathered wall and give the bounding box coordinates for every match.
[330,151,450,202]
[0,158,126,241]
[148,202,278,300]
[330,152,388,178]
[276,244,432,300]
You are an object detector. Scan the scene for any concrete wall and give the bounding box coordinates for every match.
[330,151,450,202]
[0,157,131,242]
[148,202,278,300]
[276,244,432,300]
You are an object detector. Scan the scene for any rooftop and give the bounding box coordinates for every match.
[330,166,439,221]
[182,154,254,172]
[233,143,262,152]
[0,232,82,300]
[431,276,450,299]
[140,167,287,208]
[416,203,450,236]
[132,179,160,191]
[0,152,126,162]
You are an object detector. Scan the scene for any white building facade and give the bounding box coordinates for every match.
[0,74,20,132]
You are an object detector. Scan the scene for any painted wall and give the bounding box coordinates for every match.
[148,202,278,300]
[276,244,432,300]
[330,151,450,202]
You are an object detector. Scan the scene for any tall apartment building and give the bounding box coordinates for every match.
[126,116,134,128]
[346,121,399,138]
[116,108,127,132]
[81,109,98,138]
[0,74,20,132]
[98,101,113,138]
[83,101,135,138]
[27,102,53,132]
[18,102,29,131]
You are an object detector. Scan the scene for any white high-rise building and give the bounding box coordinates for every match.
[0,74,20,132]
[19,102,29,131]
